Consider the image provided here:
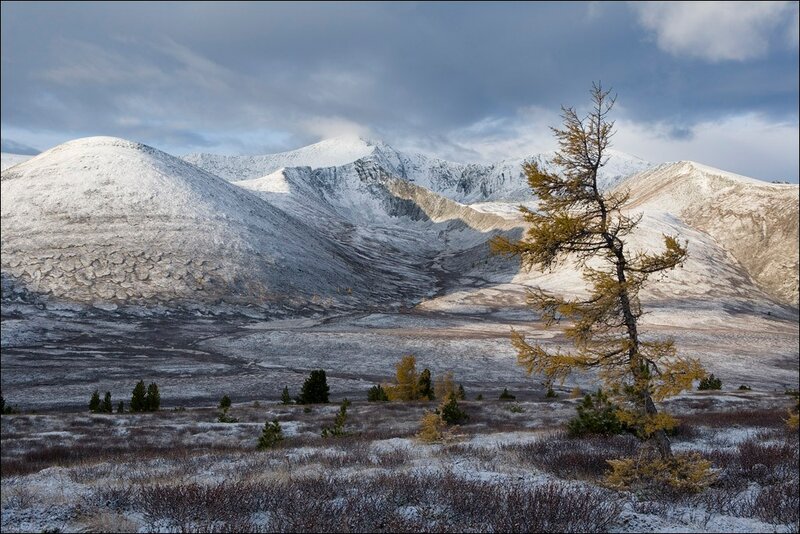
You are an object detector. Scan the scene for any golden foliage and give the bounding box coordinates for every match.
[617,410,678,438]
[417,411,444,443]
[606,451,716,494]
[434,371,458,401]
[491,83,701,458]
[651,357,706,401]
[385,354,420,401]
[786,410,799,431]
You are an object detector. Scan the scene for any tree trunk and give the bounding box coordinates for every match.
[645,391,674,460]
[614,247,674,460]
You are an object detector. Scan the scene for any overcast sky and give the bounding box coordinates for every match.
[1,1,798,182]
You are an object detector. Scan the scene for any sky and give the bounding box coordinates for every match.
[1,1,798,182]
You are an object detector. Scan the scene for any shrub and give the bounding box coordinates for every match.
[476,394,483,401]
[281,386,292,405]
[367,384,389,402]
[116,401,124,414]
[546,387,558,398]
[570,387,583,398]
[507,403,525,413]
[440,394,468,425]
[567,389,629,437]
[89,390,101,413]
[257,420,283,449]
[130,381,147,412]
[219,395,232,409]
[418,368,434,401]
[606,450,716,495]
[786,390,799,430]
[298,370,329,404]
[322,398,351,437]
[102,391,113,413]
[698,374,722,390]
[499,388,516,401]
[738,385,751,391]
[417,411,444,442]
[0,393,13,414]
[218,408,239,423]
[0,393,20,415]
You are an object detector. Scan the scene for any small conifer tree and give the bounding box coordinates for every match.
[299,370,330,404]
[257,419,283,449]
[117,401,124,413]
[386,355,420,401]
[698,374,722,391]
[102,391,113,413]
[439,394,468,425]
[457,384,466,400]
[281,386,292,405]
[418,368,434,401]
[322,398,351,437]
[417,411,444,442]
[89,390,101,413]
[146,383,160,411]
[131,381,147,412]
[567,388,629,437]
[219,394,232,409]
[499,388,516,400]
[367,384,389,401]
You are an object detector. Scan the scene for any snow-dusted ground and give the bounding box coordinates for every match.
[1,393,797,533]
[2,134,798,531]
[1,302,797,412]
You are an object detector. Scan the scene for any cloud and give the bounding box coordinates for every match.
[632,2,799,62]
[299,116,372,140]
[0,138,39,155]
[409,107,799,183]
[0,3,796,182]
[614,113,799,182]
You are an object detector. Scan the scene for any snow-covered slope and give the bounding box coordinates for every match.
[184,136,653,204]
[2,135,794,317]
[183,136,377,182]
[1,152,34,171]
[0,137,395,307]
[619,161,799,306]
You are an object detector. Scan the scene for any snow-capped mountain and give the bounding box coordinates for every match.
[1,135,796,314]
[0,137,423,307]
[184,136,653,204]
[620,161,799,306]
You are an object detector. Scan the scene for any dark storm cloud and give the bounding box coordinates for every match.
[1,2,797,181]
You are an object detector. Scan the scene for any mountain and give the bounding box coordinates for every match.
[619,161,799,306]
[184,136,653,204]
[2,135,796,317]
[183,136,377,182]
[0,137,418,308]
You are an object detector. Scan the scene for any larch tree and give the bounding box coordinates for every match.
[386,355,420,401]
[491,83,705,460]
